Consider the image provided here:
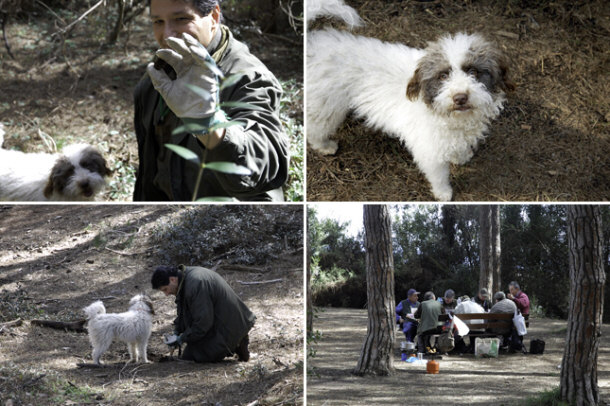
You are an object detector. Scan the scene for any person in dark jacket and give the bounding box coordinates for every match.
[438,289,457,313]
[473,288,491,312]
[395,288,419,343]
[134,0,290,201]
[152,265,256,362]
[415,291,445,354]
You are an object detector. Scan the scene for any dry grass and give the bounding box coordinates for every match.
[306,0,610,201]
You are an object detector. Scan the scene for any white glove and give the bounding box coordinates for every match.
[147,33,221,120]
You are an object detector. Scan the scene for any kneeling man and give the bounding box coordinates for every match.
[152,265,256,362]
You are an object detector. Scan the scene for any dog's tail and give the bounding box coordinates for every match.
[83,300,106,320]
[307,0,363,29]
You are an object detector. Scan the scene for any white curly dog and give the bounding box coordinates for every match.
[83,294,154,365]
[306,0,514,200]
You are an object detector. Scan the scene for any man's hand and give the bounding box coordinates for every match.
[507,293,514,300]
[164,333,182,347]
[147,33,220,120]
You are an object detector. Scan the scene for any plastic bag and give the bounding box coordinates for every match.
[513,309,527,336]
[475,337,499,358]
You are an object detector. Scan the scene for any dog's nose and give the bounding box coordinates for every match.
[453,93,469,105]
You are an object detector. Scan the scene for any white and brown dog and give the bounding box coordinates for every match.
[0,125,111,201]
[83,294,155,365]
[306,0,514,200]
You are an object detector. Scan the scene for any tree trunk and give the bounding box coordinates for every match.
[479,206,493,295]
[353,205,395,376]
[561,205,605,406]
[491,206,502,293]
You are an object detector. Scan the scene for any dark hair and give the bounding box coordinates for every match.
[148,0,219,16]
[151,265,180,289]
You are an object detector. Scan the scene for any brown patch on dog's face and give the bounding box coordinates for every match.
[44,157,75,198]
[79,147,112,177]
[462,40,515,93]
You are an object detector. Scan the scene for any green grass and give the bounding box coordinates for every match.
[523,387,571,406]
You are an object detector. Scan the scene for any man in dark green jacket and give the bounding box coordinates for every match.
[414,291,445,354]
[134,0,289,201]
[152,265,256,362]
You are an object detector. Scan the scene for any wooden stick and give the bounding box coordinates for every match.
[220,264,268,273]
[30,319,87,333]
[238,278,283,285]
[0,318,22,328]
[52,0,105,37]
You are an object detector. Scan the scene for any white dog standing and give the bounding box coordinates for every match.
[306,0,514,200]
[83,295,154,365]
[0,125,111,201]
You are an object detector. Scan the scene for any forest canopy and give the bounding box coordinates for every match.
[309,205,610,321]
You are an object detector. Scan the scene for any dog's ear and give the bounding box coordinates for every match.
[44,157,74,198]
[143,296,155,315]
[80,148,112,177]
[406,67,422,100]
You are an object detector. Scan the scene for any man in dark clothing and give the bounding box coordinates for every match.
[152,265,256,362]
[438,289,457,313]
[395,288,420,343]
[134,0,290,201]
[473,288,491,312]
[415,291,445,354]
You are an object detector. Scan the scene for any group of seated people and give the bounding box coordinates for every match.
[396,282,530,355]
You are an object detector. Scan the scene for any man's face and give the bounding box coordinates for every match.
[159,276,179,296]
[445,297,454,304]
[509,285,518,296]
[408,293,418,303]
[150,0,220,49]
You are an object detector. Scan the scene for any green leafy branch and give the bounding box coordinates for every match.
[165,72,267,202]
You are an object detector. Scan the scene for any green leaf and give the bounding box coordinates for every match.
[209,121,243,132]
[165,144,200,164]
[195,196,239,202]
[204,60,225,79]
[172,122,209,135]
[205,161,252,176]
[219,101,267,112]
[185,83,212,101]
[219,74,243,90]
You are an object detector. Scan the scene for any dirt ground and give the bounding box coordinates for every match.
[307,307,610,406]
[0,205,304,405]
[306,0,610,201]
[0,4,303,201]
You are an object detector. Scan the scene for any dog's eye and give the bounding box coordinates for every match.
[467,67,478,77]
[438,72,449,81]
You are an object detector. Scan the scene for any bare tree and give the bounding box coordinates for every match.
[479,205,501,294]
[561,205,605,405]
[353,205,395,376]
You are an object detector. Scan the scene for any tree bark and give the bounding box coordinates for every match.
[561,205,605,406]
[491,206,502,293]
[353,205,395,376]
[479,206,493,295]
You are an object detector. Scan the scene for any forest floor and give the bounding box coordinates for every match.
[0,3,303,201]
[307,307,610,406]
[0,205,304,405]
[306,0,610,201]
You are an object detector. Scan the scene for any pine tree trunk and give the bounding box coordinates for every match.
[479,206,493,295]
[561,205,605,406]
[353,205,395,376]
[491,206,502,293]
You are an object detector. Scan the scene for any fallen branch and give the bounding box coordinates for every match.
[238,278,283,285]
[1,11,14,59]
[220,264,268,273]
[30,318,87,333]
[104,247,146,256]
[22,374,46,388]
[52,0,105,38]
[0,318,23,329]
